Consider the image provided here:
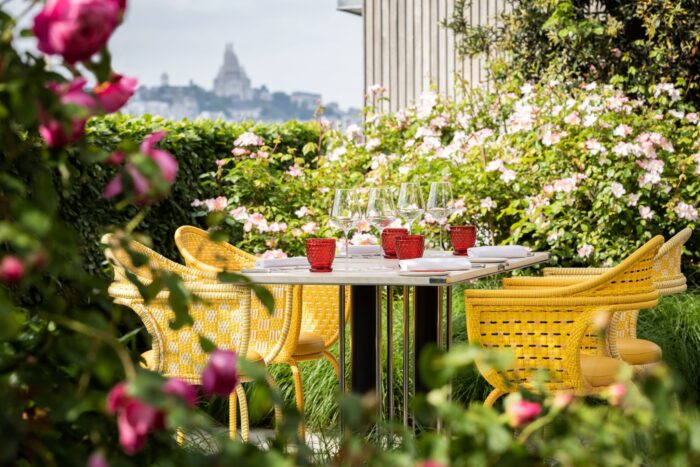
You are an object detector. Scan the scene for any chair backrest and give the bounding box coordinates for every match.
[175,225,257,272]
[466,298,611,394]
[108,282,251,384]
[102,233,216,284]
[174,225,299,363]
[653,227,692,290]
[300,285,352,348]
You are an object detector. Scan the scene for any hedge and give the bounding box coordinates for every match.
[61,115,322,274]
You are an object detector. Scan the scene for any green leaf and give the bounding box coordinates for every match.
[199,335,217,353]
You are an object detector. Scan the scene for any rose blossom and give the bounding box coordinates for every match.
[33,0,124,64]
[94,74,138,113]
[563,112,581,125]
[500,169,516,183]
[610,182,626,198]
[480,197,496,211]
[606,383,627,406]
[301,222,319,234]
[229,206,248,221]
[295,206,311,218]
[140,131,177,183]
[613,124,633,137]
[106,382,165,455]
[163,378,198,408]
[674,202,698,221]
[578,244,594,258]
[365,138,381,151]
[231,147,249,156]
[233,131,263,147]
[260,249,288,260]
[552,392,574,409]
[505,399,542,428]
[40,78,95,148]
[87,451,109,467]
[287,165,303,177]
[201,350,239,397]
[204,196,228,212]
[639,206,654,220]
[0,256,24,284]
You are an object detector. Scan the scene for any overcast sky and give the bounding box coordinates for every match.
[108,0,363,108]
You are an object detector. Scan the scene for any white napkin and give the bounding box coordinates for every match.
[253,257,310,268]
[399,258,472,271]
[468,246,529,258]
[340,245,382,256]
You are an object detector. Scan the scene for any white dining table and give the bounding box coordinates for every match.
[243,251,550,427]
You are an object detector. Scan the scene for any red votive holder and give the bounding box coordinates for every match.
[381,228,409,258]
[449,225,477,256]
[395,235,425,260]
[306,238,336,272]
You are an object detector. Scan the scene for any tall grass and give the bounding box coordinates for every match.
[226,285,700,431]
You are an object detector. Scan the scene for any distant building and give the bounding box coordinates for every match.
[290,92,321,111]
[213,43,252,101]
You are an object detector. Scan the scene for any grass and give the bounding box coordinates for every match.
[210,282,700,431]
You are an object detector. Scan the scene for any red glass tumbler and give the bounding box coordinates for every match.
[306,238,336,272]
[449,225,477,256]
[381,228,409,258]
[395,235,425,260]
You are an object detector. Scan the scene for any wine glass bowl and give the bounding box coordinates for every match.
[427,182,454,251]
[398,182,425,233]
[331,188,361,266]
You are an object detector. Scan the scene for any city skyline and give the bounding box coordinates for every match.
[109,0,364,109]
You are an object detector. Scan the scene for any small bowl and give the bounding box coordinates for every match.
[305,238,336,272]
[395,235,425,260]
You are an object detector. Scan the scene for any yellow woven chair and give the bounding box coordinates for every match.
[466,236,663,405]
[103,234,278,442]
[174,225,351,438]
[503,233,689,371]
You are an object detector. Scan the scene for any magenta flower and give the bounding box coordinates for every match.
[201,350,239,397]
[606,383,627,406]
[506,399,542,428]
[33,0,124,64]
[103,165,150,199]
[39,78,95,148]
[0,256,24,285]
[87,451,109,467]
[117,399,164,455]
[163,378,198,408]
[140,131,178,183]
[95,74,138,113]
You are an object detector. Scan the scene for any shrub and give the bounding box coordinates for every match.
[446,0,700,105]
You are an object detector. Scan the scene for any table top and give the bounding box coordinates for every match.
[242,251,550,286]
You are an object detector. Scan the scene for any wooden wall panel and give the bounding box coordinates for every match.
[364,0,507,112]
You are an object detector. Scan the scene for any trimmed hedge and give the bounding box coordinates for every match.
[62,115,321,274]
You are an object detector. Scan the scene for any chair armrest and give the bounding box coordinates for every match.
[502,276,588,289]
[543,267,612,277]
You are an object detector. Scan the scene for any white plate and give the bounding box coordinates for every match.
[398,270,450,277]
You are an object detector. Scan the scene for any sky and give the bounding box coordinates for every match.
[108,0,364,109]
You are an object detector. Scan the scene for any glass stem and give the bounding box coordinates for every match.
[439,224,444,251]
[344,229,350,270]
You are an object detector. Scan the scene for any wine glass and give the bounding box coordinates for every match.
[398,182,425,233]
[331,188,361,269]
[427,181,454,251]
[366,187,396,258]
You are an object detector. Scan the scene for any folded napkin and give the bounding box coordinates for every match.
[340,244,382,256]
[399,258,472,271]
[468,246,529,258]
[253,257,309,268]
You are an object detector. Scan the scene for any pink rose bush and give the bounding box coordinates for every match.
[201,350,239,397]
[505,397,543,428]
[0,256,25,285]
[95,74,138,113]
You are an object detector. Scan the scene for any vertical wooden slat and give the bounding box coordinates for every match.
[414,0,423,97]
[397,0,407,110]
[381,0,390,112]
[435,0,449,94]
[446,0,456,100]
[430,0,439,91]
[389,0,399,111]
[363,0,371,105]
[372,0,382,109]
[421,0,430,94]
[406,0,415,105]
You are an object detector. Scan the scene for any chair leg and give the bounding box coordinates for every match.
[229,392,238,441]
[236,384,250,442]
[322,350,340,376]
[484,388,506,407]
[289,359,306,440]
[265,374,284,430]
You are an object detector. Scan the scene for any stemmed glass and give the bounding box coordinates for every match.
[331,188,361,270]
[366,187,396,258]
[397,182,425,233]
[427,181,454,251]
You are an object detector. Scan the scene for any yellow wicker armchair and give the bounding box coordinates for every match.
[503,233,688,371]
[466,236,663,404]
[103,234,276,441]
[174,226,350,438]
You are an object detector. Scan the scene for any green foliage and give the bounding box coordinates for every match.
[446,0,700,104]
[60,115,322,274]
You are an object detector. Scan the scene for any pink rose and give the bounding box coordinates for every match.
[140,131,177,183]
[552,392,574,410]
[117,399,164,455]
[103,165,150,199]
[40,78,95,148]
[163,378,198,408]
[87,451,109,467]
[33,0,124,64]
[201,350,238,397]
[0,256,24,284]
[106,382,128,414]
[606,383,627,406]
[105,151,125,166]
[506,399,542,428]
[95,74,138,113]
